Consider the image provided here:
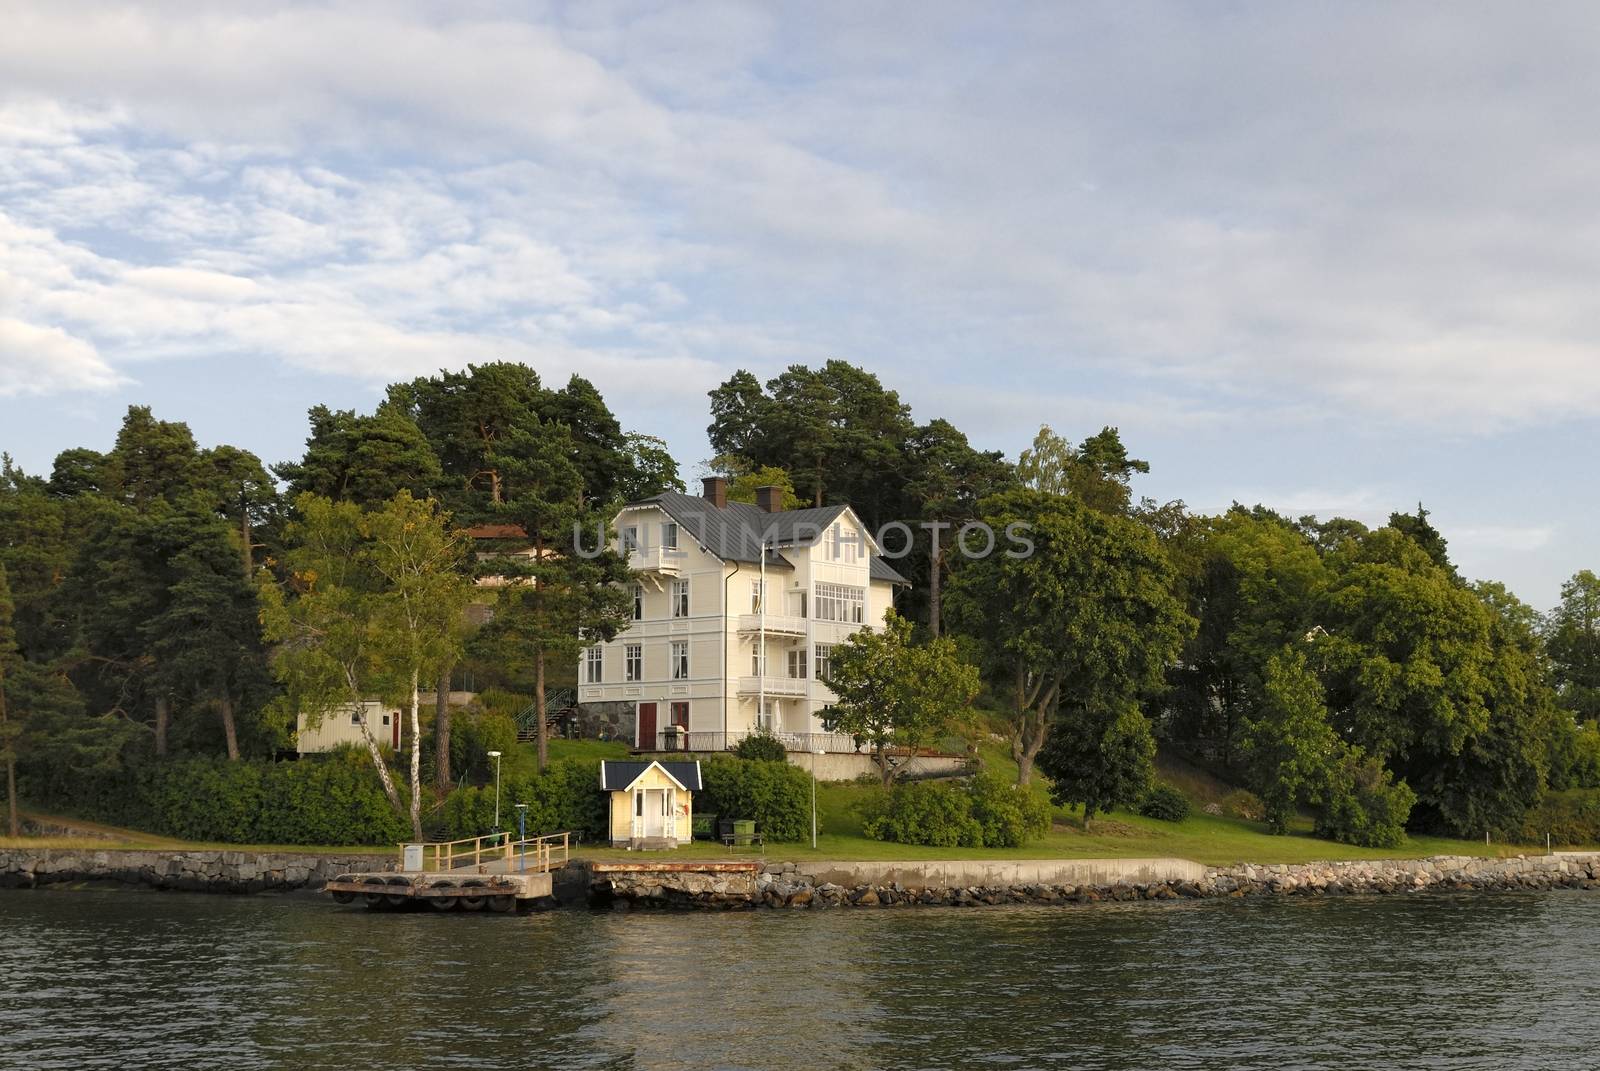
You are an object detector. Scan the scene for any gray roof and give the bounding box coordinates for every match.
[627,491,909,584]
[599,760,704,792]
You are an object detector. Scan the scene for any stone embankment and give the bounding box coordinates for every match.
[0,848,389,893]
[593,853,1600,910]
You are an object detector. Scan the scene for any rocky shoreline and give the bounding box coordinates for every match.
[593,853,1600,909]
[0,847,387,893]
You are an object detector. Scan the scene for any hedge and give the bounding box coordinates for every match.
[440,757,608,842]
[865,773,1053,848]
[698,756,814,842]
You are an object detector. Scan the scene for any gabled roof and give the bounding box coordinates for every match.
[599,759,704,792]
[622,492,909,584]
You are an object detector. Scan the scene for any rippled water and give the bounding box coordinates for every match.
[5,888,1600,1070]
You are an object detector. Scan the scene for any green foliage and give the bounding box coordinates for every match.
[822,610,980,786]
[440,757,610,840]
[725,464,802,510]
[733,732,789,763]
[1549,719,1600,791]
[1545,570,1600,720]
[1040,702,1156,822]
[967,771,1053,846]
[863,779,983,847]
[1219,789,1265,821]
[1138,782,1192,823]
[697,756,814,842]
[1016,424,1149,515]
[1315,749,1416,848]
[1518,789,1600,847]
[448,709,519,783]
[273,402,443,507]
[1242,647,1338,834]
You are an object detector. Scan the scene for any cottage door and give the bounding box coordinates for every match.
[637,703,657,749]
[643,790,665,838]
[632,788,644,839]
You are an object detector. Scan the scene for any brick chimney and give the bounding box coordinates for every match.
[702,476,728,509]
[755,485,784,513]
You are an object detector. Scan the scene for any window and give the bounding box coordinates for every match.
[751,645,766,676]
[787,647,807,679]
[635,791,644,818]
[671,578,690,618]
[661,522,677,550]
[625,644,642,682]
[815,582,865,624]
[584,646,603,684]
[751,579,765,613]
[829,523,859,563]
[670,701,689,728]
[632,583,643,620]
[671,640,689,680]
[381,714,391,726]
[622,526,639,553]
[815,643,834,682]
[350,710,362,726]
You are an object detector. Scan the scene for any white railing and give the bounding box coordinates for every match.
[627,546,682,573]
[737,613,807,635]
[736,675,807,697]
[651,729,863,754]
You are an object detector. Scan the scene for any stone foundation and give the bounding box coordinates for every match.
[0,848,390,894]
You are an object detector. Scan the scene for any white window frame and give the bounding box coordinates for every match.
[751,578,765,613]
[815,643,833,682]
[671,640,689,680]
[624,644,642,682]
[751,645,766,676]
[815,582,865,624]
[622,526,639,553]
[632,583,643,620]
[787,647,807,679]
[584,646,603,684]
[671,578,690,618]
[661,521,678,550]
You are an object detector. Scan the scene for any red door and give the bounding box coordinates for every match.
[637,703,657,750]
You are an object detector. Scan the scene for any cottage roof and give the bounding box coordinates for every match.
[598,759,704,793]
[625,491,910,585]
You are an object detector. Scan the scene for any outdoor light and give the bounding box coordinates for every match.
[487,750,503,832]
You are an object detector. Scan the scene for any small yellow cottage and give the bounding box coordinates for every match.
[599,760,703,849]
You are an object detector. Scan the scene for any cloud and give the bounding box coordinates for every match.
[0,317,124,396]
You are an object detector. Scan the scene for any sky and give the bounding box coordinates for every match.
[1,1,1596,608]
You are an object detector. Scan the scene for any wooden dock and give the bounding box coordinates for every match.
[324,832,569,913]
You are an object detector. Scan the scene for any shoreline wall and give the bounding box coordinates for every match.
[0,848,391,893]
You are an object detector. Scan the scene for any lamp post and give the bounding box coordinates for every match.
[487,750,502,833]
[514,803,529,872]
[811,748,824,850]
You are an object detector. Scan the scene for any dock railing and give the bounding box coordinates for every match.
[399,830,571,874]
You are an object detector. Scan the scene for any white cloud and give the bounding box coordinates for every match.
[0,318,124,396]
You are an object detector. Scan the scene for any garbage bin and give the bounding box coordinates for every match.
[693,814,716,841]
[402,843,424,872]
[731,820,756,847]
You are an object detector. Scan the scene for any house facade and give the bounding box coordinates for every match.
[577,477,908,754]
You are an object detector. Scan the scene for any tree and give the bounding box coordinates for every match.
[1039,700,1155,824]
[616,433,685,502]
[821,610,979,788]
[361,492,472,837]
[947,489,1193,784]
[261,495,406,822]
[1016,425,1148,514]
[0,564,18,835]
[274,402,443,507]
[1241,646,1338,833]
[1546,570,1600,719]
[727,464,802,510]
[201,445,278,581]
[471,419,634,770]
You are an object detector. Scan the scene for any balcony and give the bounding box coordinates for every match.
[736,675,808,697]
[648,729,863,754]
[736,613,807,636]
[627,546,682,575]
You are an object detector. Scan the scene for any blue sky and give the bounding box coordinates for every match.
[1,2,1596,607]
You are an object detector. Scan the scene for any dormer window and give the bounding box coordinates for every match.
[661,522,678,550]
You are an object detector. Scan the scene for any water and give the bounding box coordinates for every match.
[4,888,1599,1070]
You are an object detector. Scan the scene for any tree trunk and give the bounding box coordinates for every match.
[239,510,254,583]
[0,674,16,838]
[928,537,943,639]
[217,693,240,761]
[408,671,423,840]
[435,664,453,792]
[154,694,169,757]
[1015,701,1050,786]
[348,673,405,818]
[876,742,892,789]
[535,647,548,772]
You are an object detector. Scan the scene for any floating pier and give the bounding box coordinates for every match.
[323,832,569,913]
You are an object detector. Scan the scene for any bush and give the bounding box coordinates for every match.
[968,771,1053,847]
[1219,789,1266,821]
[440,757,609,841]
[733,733,789,763]
[449,708,520,784]
[1138,782,1191,823]
[864,779,983,847]
[698,756,814,842]
[1316,751,1415,848]
[1519,789,1600,846]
